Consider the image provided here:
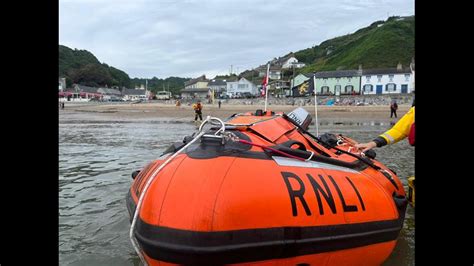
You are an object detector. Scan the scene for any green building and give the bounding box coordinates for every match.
[314,70,361,95]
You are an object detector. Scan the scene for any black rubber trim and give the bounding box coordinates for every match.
[134,217,403,265]
[381,170,399,190]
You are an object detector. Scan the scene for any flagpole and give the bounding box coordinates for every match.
[264,63,270,112]
[145,79,148,100]
[313,74,319,137]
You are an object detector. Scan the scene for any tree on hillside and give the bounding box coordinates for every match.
[68,64,113,87]
[108,66,131,88]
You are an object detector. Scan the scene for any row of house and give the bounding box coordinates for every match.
[181,62,414,100]
[291,63,415,96]
[180,75,258,99]
[60,60,414,102]
[179,53,307,99]
[58,84,151,101]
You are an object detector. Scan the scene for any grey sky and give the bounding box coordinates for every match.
[59,0,414,79]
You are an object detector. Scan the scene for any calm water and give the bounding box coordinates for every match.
[59,112,414,266]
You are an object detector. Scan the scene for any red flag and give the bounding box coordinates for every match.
[261,75,268,97]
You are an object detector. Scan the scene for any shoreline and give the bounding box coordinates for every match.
[59,102,411,122]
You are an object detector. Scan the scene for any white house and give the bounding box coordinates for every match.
[226,77,258,97]
[361,64,413,95]
[281,56,305,69]
[256,54,305,80]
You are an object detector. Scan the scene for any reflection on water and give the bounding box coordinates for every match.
[59,115,414,266]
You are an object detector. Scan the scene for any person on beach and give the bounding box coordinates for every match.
[193,101,203,121]
[355,105,415,152]
[390,99,398,118]
[218,100,222,109]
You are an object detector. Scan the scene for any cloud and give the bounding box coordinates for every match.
[60,0,414,78]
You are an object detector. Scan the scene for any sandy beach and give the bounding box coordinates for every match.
[60,102,412,122]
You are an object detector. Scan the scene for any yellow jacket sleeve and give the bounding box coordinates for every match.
[375,107,415,146]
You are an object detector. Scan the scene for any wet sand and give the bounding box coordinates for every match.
[61,102,412,122]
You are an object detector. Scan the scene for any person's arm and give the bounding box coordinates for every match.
[356,107,415,152]
[377,106,414,146]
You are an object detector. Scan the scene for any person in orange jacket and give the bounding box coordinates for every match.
[192,101,203,121]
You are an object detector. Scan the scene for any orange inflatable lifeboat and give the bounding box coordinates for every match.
[126,108,407,266]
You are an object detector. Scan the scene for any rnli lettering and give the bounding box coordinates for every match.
[281,172,365,216]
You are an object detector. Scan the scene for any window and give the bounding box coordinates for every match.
[389,75,394,82]
[336,78,340,83]
[404,74,410,82]
[348,78,351,82]
[335,85,341,92]
[377,75,382,82]
[323,78,328,84]
[345,85,354,93]
[238,84,247,89]
[321,86,330,93]
[366,76,371,82]
[363,84,373,92]
[386,83,396,92]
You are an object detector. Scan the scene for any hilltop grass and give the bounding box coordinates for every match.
[295,16,414,73]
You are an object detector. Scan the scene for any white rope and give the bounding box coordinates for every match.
[305,150,315,161]
[129,116,220,265]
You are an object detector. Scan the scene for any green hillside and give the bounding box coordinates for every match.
[295,16,414,73]
[59,45,131,88]
[59,45,190,94]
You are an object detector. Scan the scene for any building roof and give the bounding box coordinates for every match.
[74,84,99,93]
[314,70,360,78]
[272,53,296,65]
[362,68,411,75]
[226,77,250,83]
[122,89,146,96]
[208,79,227,86]
[184,75,208,86]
